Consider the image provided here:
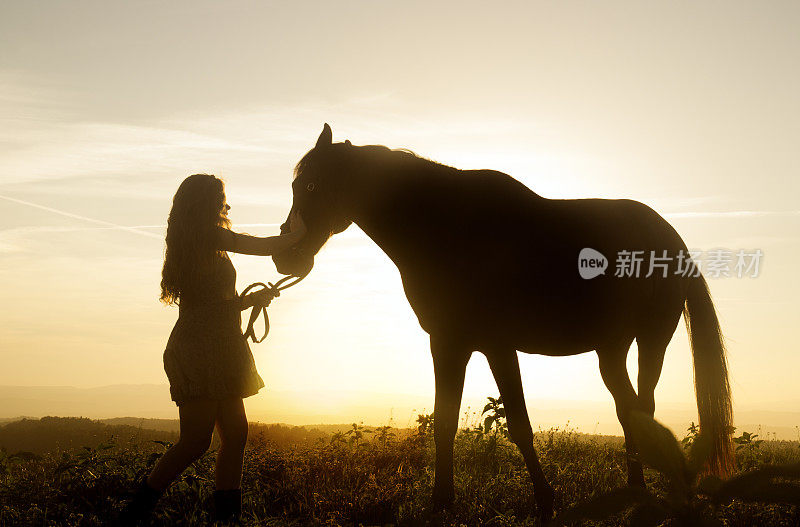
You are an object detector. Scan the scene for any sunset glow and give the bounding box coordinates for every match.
[1,1,798,440]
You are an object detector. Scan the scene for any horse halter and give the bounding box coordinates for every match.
[240,274,306,343]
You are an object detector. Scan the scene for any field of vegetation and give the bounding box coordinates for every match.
[1,401,799,526]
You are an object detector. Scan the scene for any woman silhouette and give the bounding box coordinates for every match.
[120,173,306,524]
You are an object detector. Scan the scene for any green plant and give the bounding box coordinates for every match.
[415,413,434,437]
[554,411,800,526]
[345,422,372,448]
[329,430,347,447]
[2,414,799,525]
[481,396,509,440]
[681,421,700,451]
[733,429,766,471]
[733,430,764,452]
[374,425,396,449]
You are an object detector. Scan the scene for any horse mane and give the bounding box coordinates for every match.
[294,143,456,181]
[358,145,456,170]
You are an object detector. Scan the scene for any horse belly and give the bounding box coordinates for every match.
[403,272,642,354]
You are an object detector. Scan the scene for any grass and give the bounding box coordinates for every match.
[1,416,799,526]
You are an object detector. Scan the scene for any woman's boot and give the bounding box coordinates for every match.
[213,488,242,524]
[118,477,164,525]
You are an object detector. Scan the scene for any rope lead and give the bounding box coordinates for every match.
[241,275,305,343]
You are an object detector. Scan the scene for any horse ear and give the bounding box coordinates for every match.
[316,123,332,148]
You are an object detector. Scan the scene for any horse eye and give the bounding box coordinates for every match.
[306,182,315,192]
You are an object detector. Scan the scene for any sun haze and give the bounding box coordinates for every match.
[0,1,798,437]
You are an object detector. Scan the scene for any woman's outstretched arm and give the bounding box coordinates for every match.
[216,211,306,256]
[216,228,302,256]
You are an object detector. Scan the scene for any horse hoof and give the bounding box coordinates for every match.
[431,491,454,512]
[536,502,555,524]
[627,475,647,488]
[536,484,555,523]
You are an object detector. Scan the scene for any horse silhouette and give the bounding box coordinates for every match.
[273,124,734,520]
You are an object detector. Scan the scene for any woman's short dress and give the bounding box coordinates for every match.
[163,255,265,406]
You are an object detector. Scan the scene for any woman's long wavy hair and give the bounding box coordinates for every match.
[160,174,231,305]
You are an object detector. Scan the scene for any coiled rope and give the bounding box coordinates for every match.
[240,275,306,343]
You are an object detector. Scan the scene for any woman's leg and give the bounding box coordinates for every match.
[214,397,249,490]
[146,398,218,491]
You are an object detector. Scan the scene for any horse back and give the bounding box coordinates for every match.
[391,168,689,349]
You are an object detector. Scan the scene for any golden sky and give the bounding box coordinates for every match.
[1,1,798,433]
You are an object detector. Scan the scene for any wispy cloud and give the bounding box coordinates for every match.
[664,210,800,219]
[0,87,550,190]
[0,223,282,236]
[0,194,162,239]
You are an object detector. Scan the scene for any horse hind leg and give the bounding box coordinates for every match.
[596,337,647,487]
[600,303,682,488]
[484,347,554,521]
[636,301,684,419]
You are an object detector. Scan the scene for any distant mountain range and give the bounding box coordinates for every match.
[1,384,798,440]
[0,416,179,454]
[0,384,175,419]
[0,415,381,455]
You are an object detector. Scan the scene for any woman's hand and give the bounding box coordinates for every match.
[253,288,273,305]
[241,288,274,310]
[221,211,307,257]
[288,209,307,237]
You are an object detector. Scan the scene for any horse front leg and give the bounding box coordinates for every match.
[430,333,471,510]
[485,348,554,521]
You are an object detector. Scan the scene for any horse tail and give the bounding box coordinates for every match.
[684,274,735,477]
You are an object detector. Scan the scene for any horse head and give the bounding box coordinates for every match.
[273,124,354,277]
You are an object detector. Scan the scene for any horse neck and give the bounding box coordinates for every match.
[344,159,436,268]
